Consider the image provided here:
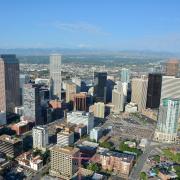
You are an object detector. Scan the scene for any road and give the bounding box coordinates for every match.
[129,142,154,180]
[129,142,173,180]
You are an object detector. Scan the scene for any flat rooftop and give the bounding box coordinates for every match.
[51,145,79,155]
[0,134,22,144]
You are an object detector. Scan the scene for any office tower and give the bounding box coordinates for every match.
[67,111,94,133]
[93,102,105,119]
[166,59,179,76]
[94,72,107,103]
[0,55,20,113]
[131,76,148,112]
[49,146,79,179]
[106,79,116,103]
[50,54,62,100]
[19,74,30,105]
[73,92,87,111]
[0,135,23,158]
[66,82,78,103]
[72,77,81,92]
[112,81,125,113]
[154,98,180,143]
[23,84,42,125]
[160,76,180,104]
[0,112,6,125]
[57,131,74,147]
[32,126,49,151]
[146,73,162,109]
[90,127,103,142]
[121,68,130,83]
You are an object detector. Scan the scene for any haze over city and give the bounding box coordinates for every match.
[0,1,180,180]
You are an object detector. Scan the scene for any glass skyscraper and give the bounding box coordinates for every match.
[121,68,130,83]
[154,98,180,143]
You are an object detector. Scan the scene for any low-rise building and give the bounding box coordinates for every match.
[67,111,94,133]
[96,150,134,179]
[17,152,43,171]
[125,102,138,113]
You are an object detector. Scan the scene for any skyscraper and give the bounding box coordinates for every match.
[23,84,42,124]
[50,54,62,100]
[146,73,162,109]
[32,126,49,151]
[73,92,88,111]
[49,146,79,179]
[112,81,125,113]
[166,59,179,76]
[154,98,180,143]
[0,55,20,113]
[121,68,130,83]
[94,72,107,103]
[160,76,180,104]
[131,76,148,112]
[93,102,105,119]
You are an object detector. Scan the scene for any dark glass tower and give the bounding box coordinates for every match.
[0,55,20,113]
[94,72,107,103]
[146,73,162,109]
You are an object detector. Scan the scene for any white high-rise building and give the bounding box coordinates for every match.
[50,54,62,100]
[160,76,180,105]
[154,98,180,143]
[112,81,125,113]
[32,126,49,151]
[131,76,148,112]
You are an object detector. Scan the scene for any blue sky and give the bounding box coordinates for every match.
[1,0,180,52]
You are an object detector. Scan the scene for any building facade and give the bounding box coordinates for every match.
[121,68,130,83]
[49,146,79,179]
[0,135,23,158]
[131,76,148,112]
[57,131,74,147]
[154,98,180,143]
[146,73,162,109]
[93,102,105,119]
[67,111,94,134]
[160,76,180,105]
[50,54,62,100]
[166,59,179,76]
[94,72,107,103]
[112,81,125,113]
[32,126,49,151]
[23,83,42,124]
[0,55,20,113]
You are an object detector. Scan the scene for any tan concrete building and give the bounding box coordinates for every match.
[93,102,105,119]
[73,92,87,111]
[96,151,134,179]
[66,82,78,103]
[49,146,79,180]
[0,55,20,113]
[166,59,179,76]
[131,76,148,112]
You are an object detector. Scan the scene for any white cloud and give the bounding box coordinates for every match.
[52,21,110,36]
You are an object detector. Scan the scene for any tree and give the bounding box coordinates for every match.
[140,172,147,180]
[87,163,101,172]
[99,141,114,150]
